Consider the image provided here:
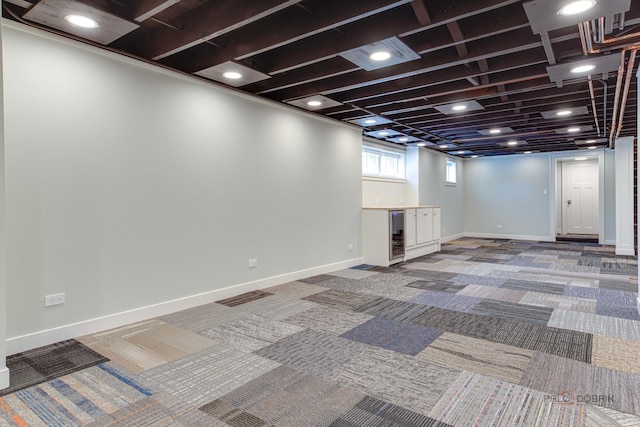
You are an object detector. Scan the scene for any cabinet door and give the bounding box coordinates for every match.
[416,208,433,244]
[433,208,441,240]
[405,209,416,248]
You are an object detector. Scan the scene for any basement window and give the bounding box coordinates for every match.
[445,158,457,185]
[362,145,405,179]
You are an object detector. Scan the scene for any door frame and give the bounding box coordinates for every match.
[549,150,605,244]
[561,158,600,235]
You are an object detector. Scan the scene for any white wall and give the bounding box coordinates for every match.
[464,154,554,240]
[0,18,9,390]
[419,149,464,240]
[362,179,406,206]
[3,22,362,352]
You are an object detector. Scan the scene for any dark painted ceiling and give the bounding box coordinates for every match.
[4,0,640,157]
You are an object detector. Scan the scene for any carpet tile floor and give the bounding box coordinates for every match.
[0,238,639,426]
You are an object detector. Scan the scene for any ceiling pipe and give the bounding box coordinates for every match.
[608,50,627,147]
[614,48,637,141]
[578,22,601,136]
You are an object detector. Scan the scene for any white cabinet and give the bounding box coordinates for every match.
[363,206,441,266]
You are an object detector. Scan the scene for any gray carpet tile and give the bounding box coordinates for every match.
[362,272,423,287]
[330,396,452,427]
[400,269,458,282]
[519,292,597,314]
[282,305,374,336]
[448,273,507,287]
[235,294,318,320]
[341,317,442,355]
[160,302,248,332]
[199,314,305,353]
[303,289,380,311]
[255,329,368,378]
[328,268,380,280]
[89,392,224,427]
[405,280,466,293]
[299,274,335,284]
[548,309,640,342]
[353,297,430,322]
[456,284,527,304]
[409,290,482,313]
[408,306,509,341]
[314,276,371,292]
[520,351,640,416]
[596,303,640,321]
[500,278,567,295]
[203,365,365,427]
[139,343,279,407]
[585,405,640,426]
[598,279,640,293]
[469,299,555,325]
[265,281,329,298]
[328,346,461,415]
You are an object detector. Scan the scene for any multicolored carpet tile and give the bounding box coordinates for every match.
[1,238,639,426]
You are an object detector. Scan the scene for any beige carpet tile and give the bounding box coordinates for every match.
[591,335,640,374]
[519,351,640,416]
[235,294,319,320]
[263,280,328,299]
[456,284,526,303]
[78,320,216,373]
[547,309,640,341]
[429,371,587,427]
[302,289,380,311]
[327,268,380,280]
[199,314,305,353]
[416,332,534,384]
[159,302,248,332]
[519,292,597,314]
[282,304,374,335]
[328,346,461,415]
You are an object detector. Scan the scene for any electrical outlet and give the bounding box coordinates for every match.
[496,224,503,229]
[248,259,258,268]
[44,293,65,307]
[347,244,354,251]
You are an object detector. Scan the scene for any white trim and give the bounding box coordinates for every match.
[464,232,554,242]
[616,248,636,256]
[0,367,8,391]
[6,257,363,355]
[615,137,636,256]
[362,176,406,184]
[637,297,640,316]
[441,233,465,243]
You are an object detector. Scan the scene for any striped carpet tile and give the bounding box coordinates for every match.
[585,405,640,426]
[456,284,527,304]
[216,290,273,307]
[469,299,555,325]
[283,305,374,336]
[264,280,329,298]
[0,363,151,427]
[353,297,430,322]
[303,289,379,311]
[409,290,482,313]
[501,279,566,295]
[405,280,467,293]
[429,371,587,427]
[1,340,109,397]
[235,294,318,320]
[547,309,640,342]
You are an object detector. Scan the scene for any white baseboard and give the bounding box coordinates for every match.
[616,247,636,256]
[463,232,553,242]
[6,257,363,355]
[0,367,9,390]
[441,233,464,243]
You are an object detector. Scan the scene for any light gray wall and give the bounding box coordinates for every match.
[0,18,8,388]
[464,154,551,239]
[3,23,362,340]
[418,149,464,239]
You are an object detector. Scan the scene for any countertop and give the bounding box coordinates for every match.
[362,205,440,210]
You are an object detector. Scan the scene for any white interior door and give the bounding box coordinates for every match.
[562,160,599,235]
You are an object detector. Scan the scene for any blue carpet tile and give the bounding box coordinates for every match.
[341,317,442,355]
[409,290,482,313]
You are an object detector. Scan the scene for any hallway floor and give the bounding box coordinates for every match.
[1,239,639,426]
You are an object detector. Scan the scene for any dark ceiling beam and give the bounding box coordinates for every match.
[411,0,431,25]
[132,0,179,22]
[132,0,302,60]
[259,27,543,100]
[477,59,491,85]
[446,21,468,58]
[181,0,413,74]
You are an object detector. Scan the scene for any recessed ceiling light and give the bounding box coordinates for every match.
[489,128,502,134]
[64,14,99,29]
[452,105,467,111]
[364,119,377,124]
[306,100,322,107]
[369,51,392,61]
[222,71,243,80]
[417,142,426,147]
[556,110,573,116]
[588,146,597,149]
[439,145,448,149]
[524,151,533,154]
[575,157,588,160]
[457,150,465,154]
[507,141,518,146]
[567,127,581,133]
[557,0,597,16]
[570,64,596,74]
[399,137,408,142]
[379,131,389,136]
[471,155,479,158]
[585,139,597,143]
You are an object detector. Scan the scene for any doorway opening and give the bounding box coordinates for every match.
[553,155,602,244]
